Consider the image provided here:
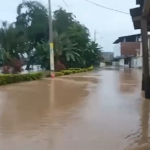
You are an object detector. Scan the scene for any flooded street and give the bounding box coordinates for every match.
[0,68,149,150]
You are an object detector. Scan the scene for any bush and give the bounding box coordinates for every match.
[46,66,94,78]
[55,72,64,76]
[87,66,93,71]
[0,72,43,85]
[69,68,81,70]
[71,70,76,74]
[11,58,23,73]
[61,70,72,75]
[2,66,10,74]
[79,69,83,72]
[2,58,23,74]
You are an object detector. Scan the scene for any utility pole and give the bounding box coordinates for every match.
[47,1,55,148]
[94,30,103,42]
[141,17,150,99]
[48,0,55,77]
[94,30,96,42]
[94,30,99,42]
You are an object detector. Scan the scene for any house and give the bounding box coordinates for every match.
[113,34,143,68]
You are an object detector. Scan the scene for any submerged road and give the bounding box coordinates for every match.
[0,68,149,150]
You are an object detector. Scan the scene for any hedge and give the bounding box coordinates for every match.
[69,68,81,70]
[0,72,43,85]
[0,66,93,85]
[46,66,94,77]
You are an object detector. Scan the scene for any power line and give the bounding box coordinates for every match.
[84,0,130,15]
[62,0,76,18]
[62,0,72,12]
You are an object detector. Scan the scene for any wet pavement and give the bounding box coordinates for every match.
[0,68,149,150]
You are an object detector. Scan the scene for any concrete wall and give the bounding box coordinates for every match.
[113,43,121,57]
[112,61,119,67]
[131,39,149,68]
[119,59,124,66]
[131,57,142,68]
[137,57,142,67]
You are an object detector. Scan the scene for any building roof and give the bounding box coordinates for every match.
[113,34,141,44]
[130,0,150,30]
[130,7,150,30]
[136,0,144,6]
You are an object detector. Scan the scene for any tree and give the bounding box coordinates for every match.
[53,7,74,34]
[15,0,49,69]
[85,41,102,66]
[53,31,67,61]
[0,21,27,64]
[34,41,49,69]
[0,1,103,72]
[16,0,49,44]
[68,21,90,49]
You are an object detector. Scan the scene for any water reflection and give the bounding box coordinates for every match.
[0,78,90,137]
[0,68,148,150]
[125,98,150,150]
[119,68,139,94]
[139,99,150,144]
[0,80,50,136]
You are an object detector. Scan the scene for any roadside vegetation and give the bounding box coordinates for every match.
[0,66,93,85]
[0,1,102,73]
[0,1,102,84]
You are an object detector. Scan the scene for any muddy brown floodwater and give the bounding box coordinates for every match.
[0,68,149,150]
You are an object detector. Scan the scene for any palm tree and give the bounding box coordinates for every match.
[82,41,102,67]
[62,42,81,61]
[53,31,66,61]
[34,41,49,69]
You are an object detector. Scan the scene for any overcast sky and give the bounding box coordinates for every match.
[0,0,140,52]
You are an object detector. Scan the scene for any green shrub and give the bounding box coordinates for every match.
[74,70,79,73]
[79,69,83,72]
[0,66,94,85]
[71,70,76,74]
[87,66,93,71]
[46,66,93,78]
[69,68,81,70]
[55,72,64,76]
[0,72,43,85]
[61,70,72,75]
